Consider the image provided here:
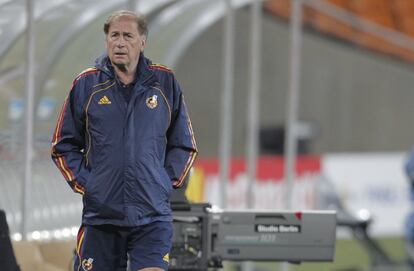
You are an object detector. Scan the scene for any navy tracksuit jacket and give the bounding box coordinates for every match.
[51,53,197,226]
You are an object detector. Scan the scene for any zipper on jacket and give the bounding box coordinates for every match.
[121,90,128,211]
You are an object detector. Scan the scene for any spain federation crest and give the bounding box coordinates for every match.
[82,258,94,271]
[146,94,158,109]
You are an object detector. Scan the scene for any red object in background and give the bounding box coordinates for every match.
[194,155,321,183]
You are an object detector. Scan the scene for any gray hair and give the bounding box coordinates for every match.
[103,10,148,38]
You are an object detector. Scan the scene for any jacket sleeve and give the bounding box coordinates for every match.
[51,78,89,194]
[164,76,198,189]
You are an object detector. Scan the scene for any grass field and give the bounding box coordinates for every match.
[222,236,410,271]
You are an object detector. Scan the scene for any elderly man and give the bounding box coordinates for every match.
[51,10,197,271]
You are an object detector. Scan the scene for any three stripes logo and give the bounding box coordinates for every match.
[163,253,169,263]
[98,95,111,105]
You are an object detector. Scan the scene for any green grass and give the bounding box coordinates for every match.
[222,236,409,271]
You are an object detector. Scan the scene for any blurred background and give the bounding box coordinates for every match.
[1,0,414,270]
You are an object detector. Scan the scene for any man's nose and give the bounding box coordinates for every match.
[116,37,126,47]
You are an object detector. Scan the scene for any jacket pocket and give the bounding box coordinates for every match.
[76,164,90,188]
[83,171,125,220]
[83,193,125,220]
[158,167,173,196]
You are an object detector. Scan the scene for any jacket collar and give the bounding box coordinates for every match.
[95,52,155,86]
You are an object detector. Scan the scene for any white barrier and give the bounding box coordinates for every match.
[323,153,411,236]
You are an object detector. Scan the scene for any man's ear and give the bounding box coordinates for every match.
[141,37,146,52]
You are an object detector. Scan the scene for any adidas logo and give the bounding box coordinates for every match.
[98,95,111,105]
[163,253,169,263]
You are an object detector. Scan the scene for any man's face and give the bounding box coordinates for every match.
[106,16,145,71]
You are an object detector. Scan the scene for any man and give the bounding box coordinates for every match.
[51,10,197,271]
